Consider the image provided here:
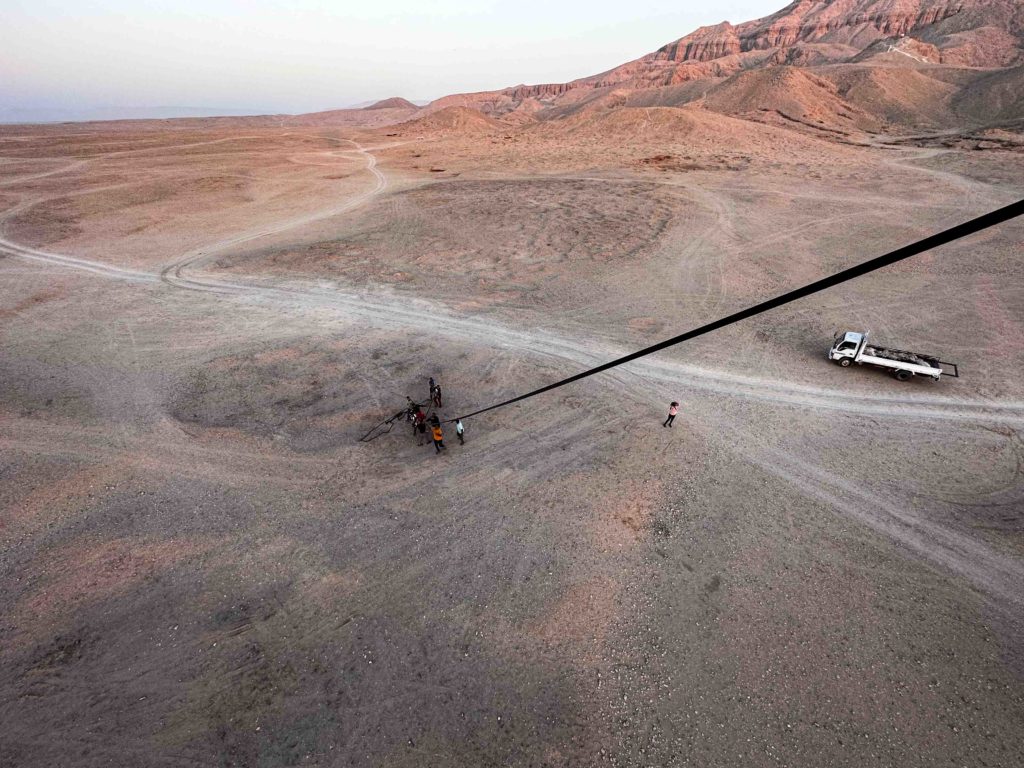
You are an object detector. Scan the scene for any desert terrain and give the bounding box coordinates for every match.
[3,1,1024,766]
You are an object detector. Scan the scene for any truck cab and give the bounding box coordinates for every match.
[829,331,863,365]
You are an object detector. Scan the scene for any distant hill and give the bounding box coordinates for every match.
[364,97,419,110]
[395,106,503,135]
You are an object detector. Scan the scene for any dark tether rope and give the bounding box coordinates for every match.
[448,199,1024,423]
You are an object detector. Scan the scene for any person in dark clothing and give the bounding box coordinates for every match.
[432,384,443,408]
[663,401,679,428]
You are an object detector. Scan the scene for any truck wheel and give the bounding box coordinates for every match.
[838,358,852,368]
[894,370,911,382]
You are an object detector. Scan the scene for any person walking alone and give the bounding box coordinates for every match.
[432,384,443,408]
[431,422,446,453]
[663,401,679,428]
[455,419,465,445]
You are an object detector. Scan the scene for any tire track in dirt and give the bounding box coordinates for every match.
[633,377,1024,617]
[0,135,267,189]
[4,235,1022,427]
[0,235,159,284]
[754,435,1024,613]
[3,227,1022,427]
[160,138,387,291]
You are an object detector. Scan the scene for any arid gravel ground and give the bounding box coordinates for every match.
[1,115,1023,767]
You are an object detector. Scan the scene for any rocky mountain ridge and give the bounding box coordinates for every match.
[423,0,1024,134]
[650,1,970,64]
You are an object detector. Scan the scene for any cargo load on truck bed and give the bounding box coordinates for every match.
[862,345,940,369]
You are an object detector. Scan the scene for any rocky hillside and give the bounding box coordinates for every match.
[424,0,1024,134]
[614,0,1015,77]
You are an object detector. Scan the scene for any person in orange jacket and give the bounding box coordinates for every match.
[431,422,446,453]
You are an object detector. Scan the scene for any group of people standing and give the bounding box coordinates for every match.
[406,377,464,455]
[403,378,680,454]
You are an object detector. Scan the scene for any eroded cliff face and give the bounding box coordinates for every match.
[504,83,577,101]
[639,1,976,68]
[656,22,742,63]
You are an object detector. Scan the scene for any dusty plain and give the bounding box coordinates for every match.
[1,109,1023,767]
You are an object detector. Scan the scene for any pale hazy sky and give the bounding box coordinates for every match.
[1,1,783,119]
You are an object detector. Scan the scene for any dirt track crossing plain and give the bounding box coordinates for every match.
[2,120,1024,767]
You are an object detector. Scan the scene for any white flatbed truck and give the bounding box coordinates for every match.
[828,331,959,382]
